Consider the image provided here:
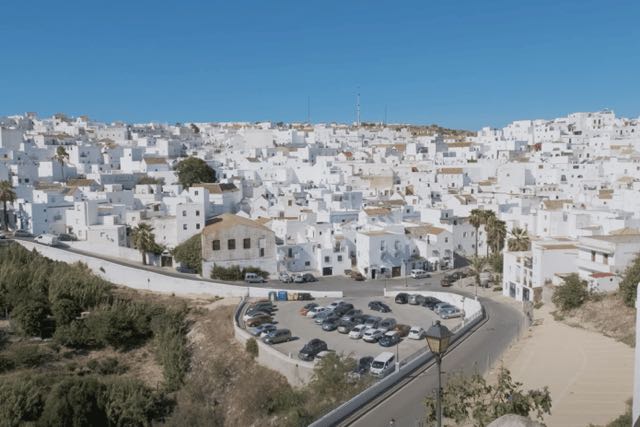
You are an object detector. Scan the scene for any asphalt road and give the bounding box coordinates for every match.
[345,296,524,427]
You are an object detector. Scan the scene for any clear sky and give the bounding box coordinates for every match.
[1,0,639,129]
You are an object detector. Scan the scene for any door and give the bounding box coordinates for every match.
[322,267,333,276]
[391,266,401,277]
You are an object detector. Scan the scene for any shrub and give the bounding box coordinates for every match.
[102,378,171,426]
[52,297,81,326]
[87,357,127,375]
[39,377,107,427]
[552,274,589,311]
[619,254,640,307]
[11,300,49,337]
[54,320,94,348]
[11,345,54,368]
[151,308,190,391]
[245,338,258,359]
[0,377,47,426]
[0,354,15,373]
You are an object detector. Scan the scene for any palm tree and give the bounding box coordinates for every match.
[0,180,16,231]
[54,146,70,181]
[469,255,489,298]
[508,227,530,252]
[487,217,507,255]
[131,223,156,265]
[469,209,484,257]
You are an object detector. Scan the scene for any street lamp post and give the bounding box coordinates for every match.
[425,320,453,427]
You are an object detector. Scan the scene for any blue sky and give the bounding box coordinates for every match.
[1,0,638,129]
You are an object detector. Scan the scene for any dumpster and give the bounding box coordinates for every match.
[268,291,277,302]
[277,290,288,301]
[288,292,298,301]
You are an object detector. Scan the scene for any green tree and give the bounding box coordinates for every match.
[11,299,48,337]
[308,353,361,406]
[39,377,108,427]
[172,234,202,274]
[424,367,552,427]
[0,180,16,231]
[0,377,46,426]
[469,255,489,294]
[54,146,70,181]
[619,253,640,307]
[552,273,589,311]
[130,223,157,265]
[508,227,531,252]
[174,157,216,189]
[469,209,485,257]
[102,378,168,426]
[51,297,81,326]
[136,175,164,185]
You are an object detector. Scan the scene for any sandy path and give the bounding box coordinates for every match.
[485,301,633,427]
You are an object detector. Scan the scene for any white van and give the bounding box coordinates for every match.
[244,273,266,283]
[410,269,430,279]
[34,234,59,247]
[370,352,396,377]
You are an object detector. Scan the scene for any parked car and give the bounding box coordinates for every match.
[293,274,305,283]
[313,310,339,325]
[176,264,196,274]
[368,301,391,313]
[279,272,293,283]
[408,326,426,340]
[379,331,402,347]
[363,328,385,343]
[244,273,266,283]
[299,302,319,316]
[298,339,328,361]
[408,294,426,305]
[307,306,328,318]
[322,317,340,331]
[245,314,273,327]
[421,297,442,310]
[394,293,409,304]
[349,324,368,339]
[57,233,77,242]
[327,301,345,310]
[302,273,317,282]
[340,309,363,322]
[378,318,397,332]
[258,324,279,337]
[333,303,354,317]
[363,316,381,329]
[337,320,357,334]
[247,323,275,336]
[245,305,274,317]
[263,329,292,344]
[410,269,431,279]
[13,230,32,237]
[243,309,271,321]
[34,234,59,246]
[393,324,411,337]
[353,356,374,376]
[350,271,365,281]
[297,292,313,301]
[440,307,464,319]
[351,314,368,325]
[370,352,396,377]
[434,303,456,314]
[441,276,455,287]
[249,301,275,310]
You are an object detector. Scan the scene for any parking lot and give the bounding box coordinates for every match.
[255,296,461,363]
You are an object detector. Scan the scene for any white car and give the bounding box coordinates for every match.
[306,306,328,318]
[327,300,345,311]
[349,324,368,339]
[410,269,430,279]
[363,328,385,343]
[408,326,426,340]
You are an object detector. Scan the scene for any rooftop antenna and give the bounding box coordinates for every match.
[356,89,361,127]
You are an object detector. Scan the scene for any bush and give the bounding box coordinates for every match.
[172,234,202,275]
[0,377,47,426]
[0,354,15,373]
[210,265,269,281]
[619,254,640,307]
[11,300,49,337]
[151,308,190,391]
[54,320,94,348]
[11,345,54,368]
[102,378,171,425]
[552,274,589,311]
[39,377,108,427]
[52,297,81,326]
[87,357,127,375]
[245,338,258,359]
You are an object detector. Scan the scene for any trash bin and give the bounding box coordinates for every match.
[277,290,288,301]
[268,291,277,302]
[289,292,298,301]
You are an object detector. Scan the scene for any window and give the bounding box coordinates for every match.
[603,254,608,265]
[212,240,220,251]
[288,248,293,257]
[591,251,596,262]
[196,223,200,230]
[228,239,236,250]
[445,237,448,243]
[324,256,330,263]
[183,224,187,230]
[195,191,199,195]
[260,248,265,257]
[243,238,251,249]
[304,261,310,266]
[182,210,187,217]
[196,210,200,216]
[337,255,343,262]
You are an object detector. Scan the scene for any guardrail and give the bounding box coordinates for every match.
[308,304,487,427]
